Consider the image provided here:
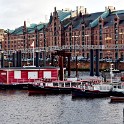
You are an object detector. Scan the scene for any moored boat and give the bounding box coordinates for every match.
[28,78,102,95]
[72,84,113,98]
[0,83,33,90]
[110,96,124,102]
[28,80,83,95]
[0,66,60,90]
[72,81,124,98]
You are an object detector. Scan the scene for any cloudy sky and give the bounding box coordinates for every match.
[0,0,124,30]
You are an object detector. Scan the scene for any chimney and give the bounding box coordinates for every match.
[84,8,87,14]
[23,21,27,33]
[105,6,116,12]
[54,7,56,12]
[24,21,26,29]
[76,6,78,16]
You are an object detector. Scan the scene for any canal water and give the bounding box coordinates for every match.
[0,71,124,124]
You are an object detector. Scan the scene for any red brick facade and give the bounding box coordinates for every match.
[2,6,124,61]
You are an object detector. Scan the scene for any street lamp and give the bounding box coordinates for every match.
[85,34,95,76]
[76,59,78,77]
[110,63,114,84]
[43,25,46,66]
[72,35,78,57]
[119,32,124,61]
[104,31,124,69]
[105,36,112,59]
[72,35,79,77]
[7,29,11,62]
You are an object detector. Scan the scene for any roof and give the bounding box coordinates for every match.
[73,16,83,29]
[103,10,124,27]
[0,66,60,70]
[57,10,71,21]
[10,23,47,35]
[62,17,74,28]
[7,9,124,35]
[90,10,110,28]
[67,11,105,29]
[11,26,24,35]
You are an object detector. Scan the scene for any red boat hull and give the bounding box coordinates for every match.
[110,96,124,102]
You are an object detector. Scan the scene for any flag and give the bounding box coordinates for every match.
[31,41,34,47]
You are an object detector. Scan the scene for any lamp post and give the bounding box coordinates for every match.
[85,34,94,76]
[72,35,79,77]
[119,32,124,64]
[23,25,26,61]
[35,26,39,67]
[7,29,11,65]
[104,25,124,69]
[76,56,78,77]
[105,31,124,70]
[43,25,46,66]
[110,63,114,84]
[72,35,79,57]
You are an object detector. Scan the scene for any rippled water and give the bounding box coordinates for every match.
[0,90,124,124]
[0,71,124,124]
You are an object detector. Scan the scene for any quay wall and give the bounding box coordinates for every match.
[2,61,124,71]
[69,62,124,71]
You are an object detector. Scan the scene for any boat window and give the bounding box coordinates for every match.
[71,82,77,87]
[65,82,70,87]
[77,82,81,85]
[118,85,121,89]
[60,83,64,87]
[53,83,58,86]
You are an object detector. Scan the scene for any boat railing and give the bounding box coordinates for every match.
[39,80,89,88]
[10,78,43,84]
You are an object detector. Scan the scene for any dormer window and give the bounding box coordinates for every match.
[82,25,85,30]
[99,20,102,23]
[114,23,118,28]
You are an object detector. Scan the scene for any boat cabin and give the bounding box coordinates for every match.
[0,66,60,84]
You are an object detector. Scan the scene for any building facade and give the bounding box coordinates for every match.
[0,29,4,49]
[2,6,124,61]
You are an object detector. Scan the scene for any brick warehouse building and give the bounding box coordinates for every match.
[0,29,4,50]
[2,6,124,62]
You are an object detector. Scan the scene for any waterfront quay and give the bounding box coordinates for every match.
[69,61,124,71]
[2,57,124,71]
[2,60,124,72]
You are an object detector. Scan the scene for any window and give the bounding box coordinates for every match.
[14,71,21,79]
[43,71,51,78]
[82,26,85,30]
[28,72,38,79]
[114,23,118,28]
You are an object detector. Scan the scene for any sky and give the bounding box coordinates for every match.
[0,0,124,30]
